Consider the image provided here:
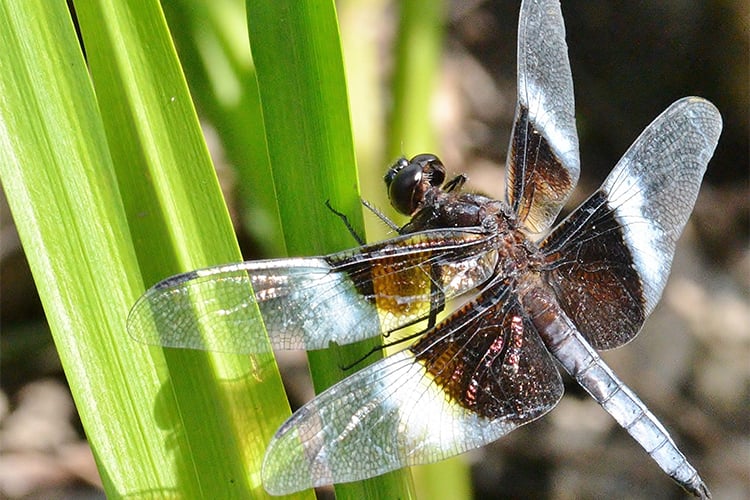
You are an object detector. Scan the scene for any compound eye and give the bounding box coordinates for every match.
[385,154,445,216]
[384,157,410,188]
[386,161,423,215]
[410,154,446,187]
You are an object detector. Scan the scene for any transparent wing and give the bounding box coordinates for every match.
[505,0,580,233]
[540,97,722,349]
[127,228,499,353]
[261,282,563,495]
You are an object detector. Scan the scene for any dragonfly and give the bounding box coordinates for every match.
[127,0,722,496]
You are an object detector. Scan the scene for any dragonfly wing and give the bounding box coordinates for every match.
[506,0,580,233]
[127,228,499,353]
[261,280,562,494]
[540,97,722,349]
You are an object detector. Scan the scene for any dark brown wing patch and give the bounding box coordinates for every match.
[540,191,646,350]
[506,105,577,233]
[411,281,562,420]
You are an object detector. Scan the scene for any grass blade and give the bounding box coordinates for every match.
[0,1,175,495]
[1,0,297,496]
[246,1,415,497]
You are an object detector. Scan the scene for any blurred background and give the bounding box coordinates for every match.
[1,0,747,498]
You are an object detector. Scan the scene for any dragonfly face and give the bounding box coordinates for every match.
[384,153,446,216]
[127,0,722,497]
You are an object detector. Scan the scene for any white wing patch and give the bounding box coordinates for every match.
[602,97,722,314]
[261,350,522,495]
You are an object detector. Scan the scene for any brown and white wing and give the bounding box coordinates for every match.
[127,228,498,353]
[261,280,563,495]
[540,97,722,349]
[506,0,580,234]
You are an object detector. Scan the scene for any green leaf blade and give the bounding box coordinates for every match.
[75,0,298,496]
[2,0,296,497]
[246,1,414,498]
[0,0,173,494]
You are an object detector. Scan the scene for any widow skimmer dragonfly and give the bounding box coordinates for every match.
[127,0,722,496]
